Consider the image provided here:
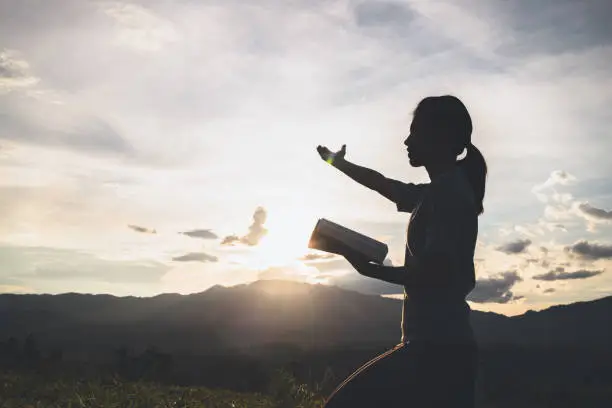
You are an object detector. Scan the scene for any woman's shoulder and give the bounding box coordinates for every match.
[428,167,476,213]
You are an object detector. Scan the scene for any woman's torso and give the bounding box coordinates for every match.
[401,167,478,344]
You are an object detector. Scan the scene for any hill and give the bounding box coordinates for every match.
[1,279,611,354]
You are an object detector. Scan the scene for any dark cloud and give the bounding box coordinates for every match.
[565,240,612,260]
[544,288,556,294]
[467,271,523,304]
[172,252,218,263]
[180,229,218,239]
[496,239,532,254]
[353,1,417,28]
[221,207,268,246]
[533,267,603,281]
[493,0,612,56]
[577,203,612,220]
[128,224,156,234]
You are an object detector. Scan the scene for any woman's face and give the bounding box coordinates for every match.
[404,115,435,168]
[404,114,455,168]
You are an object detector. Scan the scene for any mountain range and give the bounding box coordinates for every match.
[1,279,611,355]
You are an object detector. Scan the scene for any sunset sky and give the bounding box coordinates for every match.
[1,0,611,315]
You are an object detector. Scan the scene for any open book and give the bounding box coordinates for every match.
[307,218,389,264]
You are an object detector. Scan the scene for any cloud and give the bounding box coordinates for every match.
[299,252,338,261]
[533,267,603,281]
[0,49,39,92]
[172,252,218,263]
[577,202,612,221]
[221,235,241,246]
[353,1,417,30]
[128,224,156,234]
[180,229,218,239]
[221,207,268,246]
[467,271,523,304]
[532,170,576,202]
[100,2,179,52]
[565,240,612,260]
[543,288,556,294]
[495,239,532,254]
[0,93,134,155]
[0,244,169,287]
[492,0,612,56]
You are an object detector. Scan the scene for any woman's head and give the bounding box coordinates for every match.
[404,95,487,214]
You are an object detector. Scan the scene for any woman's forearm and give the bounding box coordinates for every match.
[361,257,451,288]
[360,264,408,286]
[333,159,386,193]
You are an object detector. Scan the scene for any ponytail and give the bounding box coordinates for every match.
[459,142,487,215]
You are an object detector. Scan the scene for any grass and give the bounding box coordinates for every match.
[0,371,325,408]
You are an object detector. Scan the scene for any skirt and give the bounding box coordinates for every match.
[324,340,478,408]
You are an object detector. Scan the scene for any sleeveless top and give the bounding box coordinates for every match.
[388,166,477,344]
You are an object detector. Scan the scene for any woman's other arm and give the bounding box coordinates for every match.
[345,256,444,288]
[344,189,477,289]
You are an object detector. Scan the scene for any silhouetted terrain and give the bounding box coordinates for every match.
[1,280,611,353]
[1,280,612,407]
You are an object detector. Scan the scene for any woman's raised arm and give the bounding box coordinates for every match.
[317,144,427,213]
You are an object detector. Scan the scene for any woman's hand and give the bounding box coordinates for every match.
[317,144,346,166]
[344,253,377,278]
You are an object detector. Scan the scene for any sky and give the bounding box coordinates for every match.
[1,0,611,316]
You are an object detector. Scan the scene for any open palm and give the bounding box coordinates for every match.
[317,144,346,164]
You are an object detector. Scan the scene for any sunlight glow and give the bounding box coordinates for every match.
[249,208,319,270]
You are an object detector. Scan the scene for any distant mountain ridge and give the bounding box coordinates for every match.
[1,280,611,354]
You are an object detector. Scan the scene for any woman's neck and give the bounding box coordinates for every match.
[426,161,456,182]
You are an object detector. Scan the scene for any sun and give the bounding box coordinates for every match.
[249,209,318,269]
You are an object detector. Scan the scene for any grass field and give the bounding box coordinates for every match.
[0,372,325,408]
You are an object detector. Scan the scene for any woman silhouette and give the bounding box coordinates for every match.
[317,95,485,408]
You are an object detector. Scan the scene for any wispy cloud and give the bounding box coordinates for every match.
[128,224,156,234]
[100,2,179,52]
[533,267,603,281]
[180,229,218,240]
[299,252,338,261]
[531,170,576,203]
[172,252,218,263]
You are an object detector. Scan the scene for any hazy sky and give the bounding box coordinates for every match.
[1,0,611,315]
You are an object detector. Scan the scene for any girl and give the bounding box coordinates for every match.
[317,95,486,408]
